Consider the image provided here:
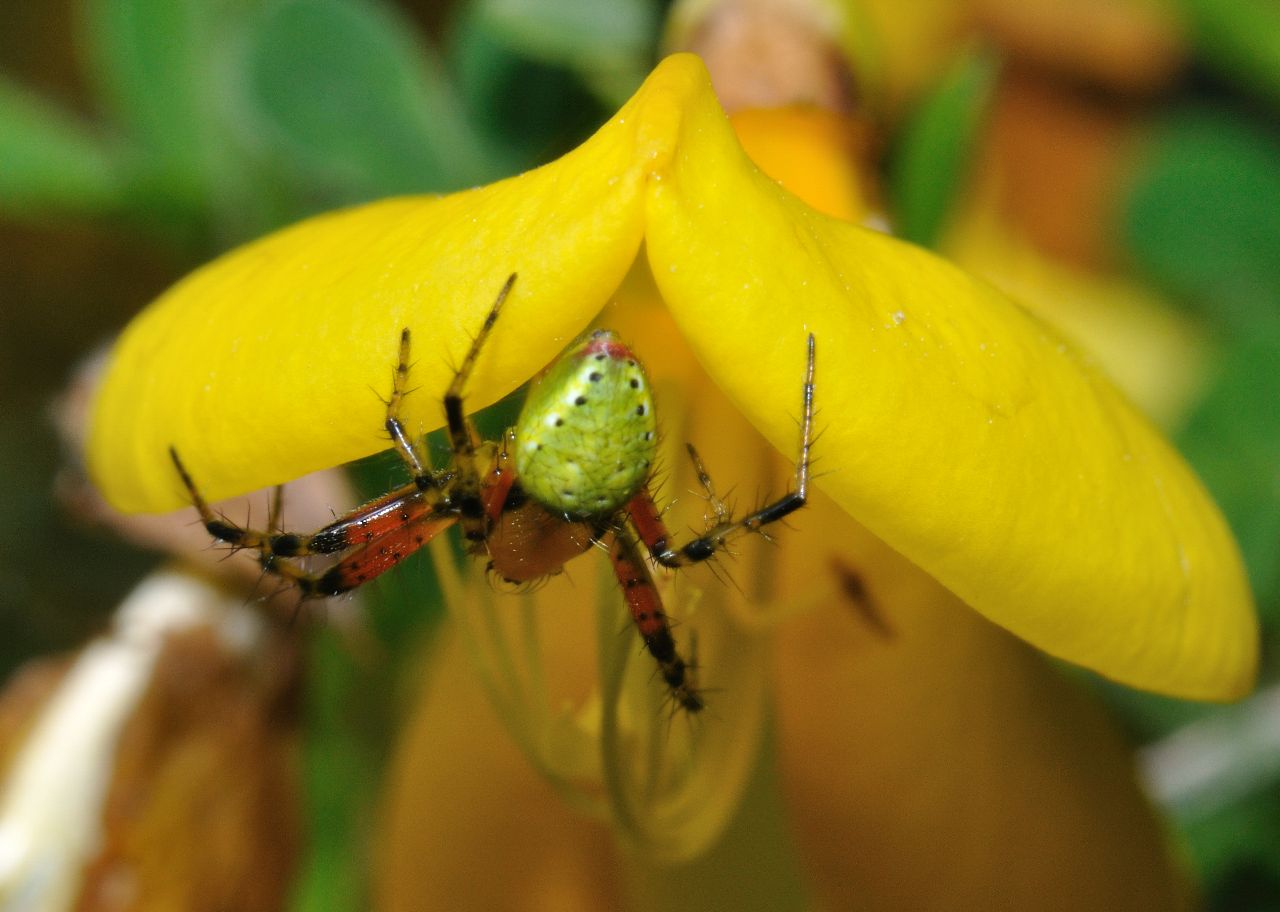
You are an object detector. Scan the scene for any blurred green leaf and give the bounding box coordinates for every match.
[450,4,607,163]
[292,629,380,912]
[1121,108,1280,334]
[1176,332,1280,618]
[1177,0,1280,106]
[239,0,503,203]
[469,0,656,106]
[888,47,1000,248]
[1208,860,1280,912]
[78,0,254,228]
[1093,677,1214,742]
[1184,791,1280,893]
[291,451,446,912]
[0,79,125,216]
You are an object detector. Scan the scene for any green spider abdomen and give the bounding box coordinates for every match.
[514,330,657,518]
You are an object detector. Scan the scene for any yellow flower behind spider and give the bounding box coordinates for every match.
[89,54,1255,707]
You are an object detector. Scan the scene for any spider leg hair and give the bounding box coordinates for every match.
[170,446,448,562]
[442,273,517,546]
[269,512,458,597]
[627,333,815,569]
[385,328,439,490]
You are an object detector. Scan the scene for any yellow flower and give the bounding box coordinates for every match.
[84,51,1258,906]
[89,53,1256,703]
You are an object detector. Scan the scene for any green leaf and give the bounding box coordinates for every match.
[888,47,1000,248]
[76,0,287,245]
[450,4,608,165]
[79,0,238,201]
[1176,0,1280,106]
[0,79,125,216]
[1121,108,1280,334]
[468,0,656,107]
[291,630,379,912]
[1176,332,1280,620]
[238,0,503,201]
[290,451,446,912]
[1183,791,1280,894]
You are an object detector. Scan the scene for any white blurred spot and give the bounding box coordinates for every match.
[0,571,260,911]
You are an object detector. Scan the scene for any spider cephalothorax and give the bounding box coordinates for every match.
[171,274,815,712]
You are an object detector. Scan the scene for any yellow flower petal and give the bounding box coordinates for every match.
[89,100,654,510]
[89,53,1255,699]
[728,107,868,220]
[638,59,1255,699]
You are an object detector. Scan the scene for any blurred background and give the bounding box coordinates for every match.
[1,0,1279,909]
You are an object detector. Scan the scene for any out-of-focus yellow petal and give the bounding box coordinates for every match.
[728,107,867,220]
[90,54,1255,698]
[378,630,627,912]
[772,505,1194,911]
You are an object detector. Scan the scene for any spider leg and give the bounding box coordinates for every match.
[608,526,703,713]
[629,333,815,568]
[171,447,442,558]
[280,512,458,597]
[385,327,439,490]
[267,483,284,534]
[480,429,519,525]
[442,272,517,546]
[684,442,731,527]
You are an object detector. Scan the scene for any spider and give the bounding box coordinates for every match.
[170,274,815,712]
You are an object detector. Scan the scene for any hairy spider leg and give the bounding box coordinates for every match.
[684,442,731,527]
[287,511,458,596]
[480,429,520,524]
[608,526,704,712]
[170,274,519,595]
[385,327,438,490]
[171,446,459,589]
[629,333,815,569]
[168,311,469,580]
[171,441,449,560]
[440,272,517,547]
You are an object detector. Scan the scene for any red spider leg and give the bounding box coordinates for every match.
[481,430,519,526]
[628,334,814,568]
[627,462,804,568]
[608,527,703,712]
[170,447,449,560]
[280,511,459,597]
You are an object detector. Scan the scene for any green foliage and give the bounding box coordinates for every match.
[239,0,505,205]
[78,0,259,241]
[450,5,610,158]
[1116,103,1280,908]
[888,47,1000,248]
[1189,789,1280,899]
[1121,107,1280,615]
[1178,332,1280,619]
[1122,108,1280,335]
[0,0,620,245]
[1176,0,1280,106]
[466,0,658,106]
[0,79,125,215]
